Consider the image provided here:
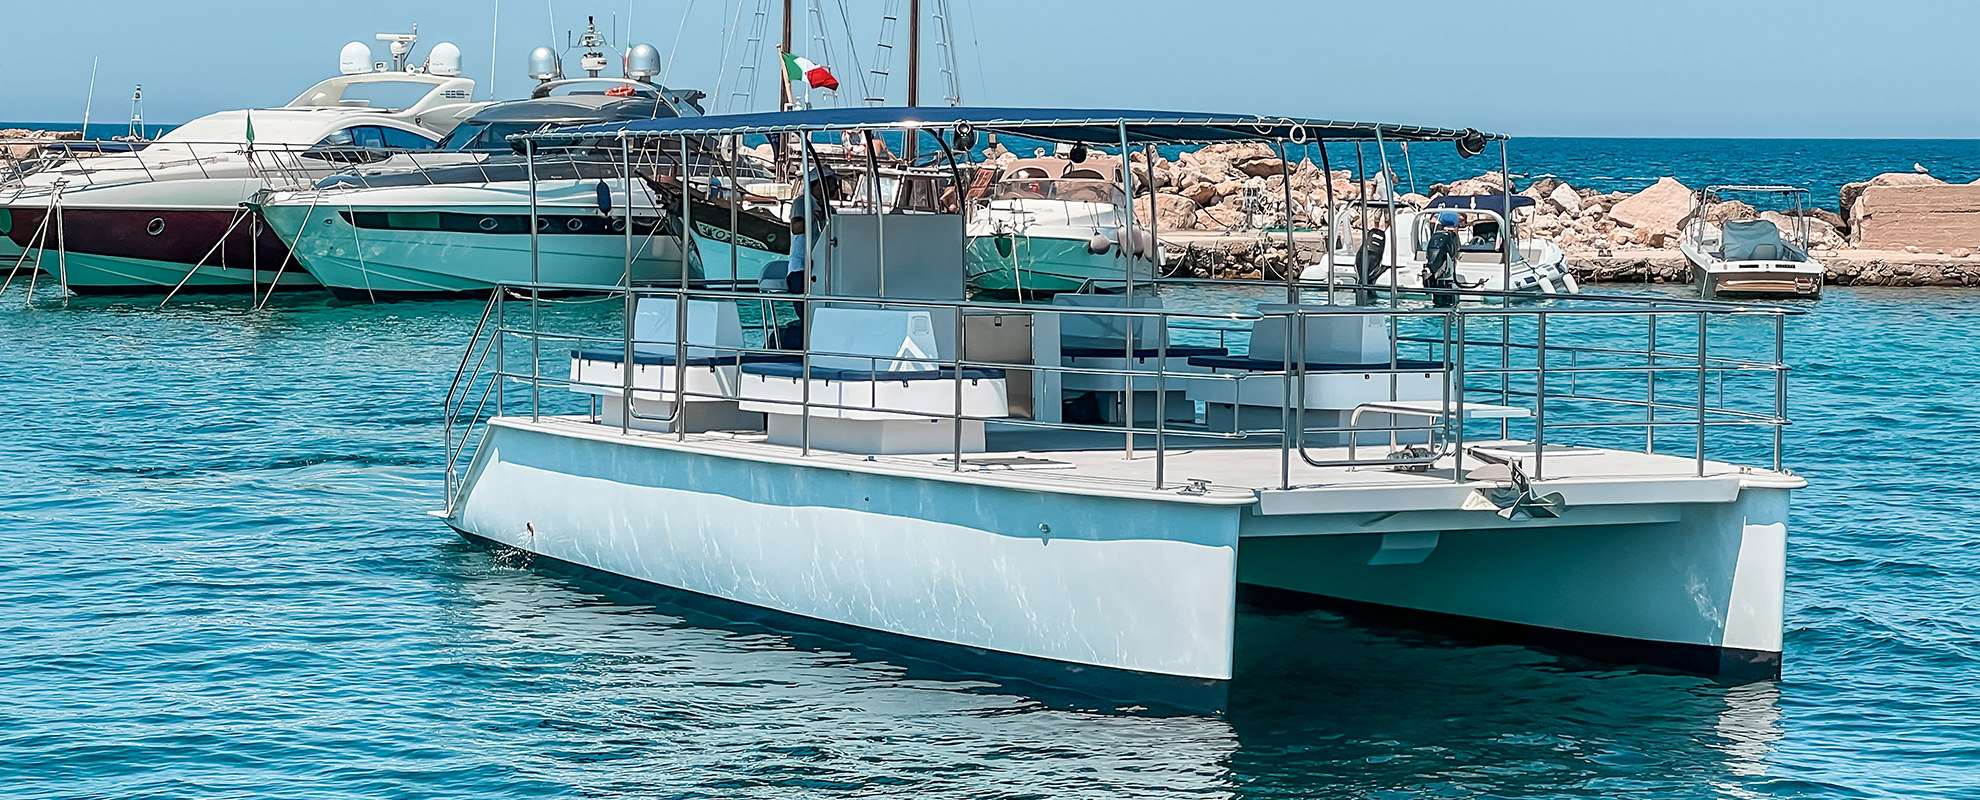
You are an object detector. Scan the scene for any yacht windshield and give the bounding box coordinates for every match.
[441,121,552,152]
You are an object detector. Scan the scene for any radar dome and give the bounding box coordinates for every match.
[625,43,662,81]
[339,41,373,75]
[527,46,563,82]
[425,42,462,77]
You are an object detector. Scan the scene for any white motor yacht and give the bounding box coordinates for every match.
[965,154,1156,297]
[0,30,485,295]
[258,67,725,300]
[439,109,1800,710]
[1679,185,1824,300]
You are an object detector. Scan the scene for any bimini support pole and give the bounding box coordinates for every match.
[1117,120,1136,460]
[527,139,541,422]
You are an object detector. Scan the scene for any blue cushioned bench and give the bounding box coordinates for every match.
[1062,345,1227,359]
[740,362,1007,382]
[572,348,800,368]
[1186,356,1448,372]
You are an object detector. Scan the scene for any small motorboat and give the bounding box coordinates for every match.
[1679,185,1824,300]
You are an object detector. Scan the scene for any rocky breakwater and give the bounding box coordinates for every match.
[1,128,84,160]
[1517,170,1980,287]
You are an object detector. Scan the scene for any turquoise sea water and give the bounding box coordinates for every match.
[2,281,1976,798]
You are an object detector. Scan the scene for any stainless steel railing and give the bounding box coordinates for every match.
[443,281,1796,505]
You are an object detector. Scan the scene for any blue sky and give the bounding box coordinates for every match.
[1,0,1973,137]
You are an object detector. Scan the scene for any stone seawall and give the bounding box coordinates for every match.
[1572,250,1980,287]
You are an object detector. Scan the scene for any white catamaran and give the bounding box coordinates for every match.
[439,108,1800,710]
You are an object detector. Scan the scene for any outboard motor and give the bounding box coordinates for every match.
[1353,228,1388,305]
[1424,217,1462,308]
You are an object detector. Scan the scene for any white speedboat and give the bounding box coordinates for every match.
[965,155,1155,297]
[258,70,725,300]
[1303,195,1579,297]
[1679,185,1824,300]
[440,109,1800,710]
[0,30,485,295]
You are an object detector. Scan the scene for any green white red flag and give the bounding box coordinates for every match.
[781,53,839,91]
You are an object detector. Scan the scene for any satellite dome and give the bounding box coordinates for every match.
[527,46,563,82]
[425,42,462,77]
[625,43,662,81]
[339,41,373,75]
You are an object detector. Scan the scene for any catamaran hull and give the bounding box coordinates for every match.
[450,418,1787,694]
[261,201,691,300]
[3,207,314,293]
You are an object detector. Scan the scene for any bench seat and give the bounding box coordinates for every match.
[739,362,1007,382]
[1186,356,1448,372]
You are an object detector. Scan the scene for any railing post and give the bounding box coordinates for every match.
[953,309,965,471]
[1774,313,1786,473]
[1647,312,1658,453]
[1534,311,1547,481]
[1155,314,1168,490]
[1696,311,1708,477]
[1453,311,1466,483]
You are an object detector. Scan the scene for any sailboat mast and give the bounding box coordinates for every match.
[779,0,795,110]
[907,0,921,107]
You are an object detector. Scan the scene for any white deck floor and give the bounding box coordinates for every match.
[505,415,1802,514]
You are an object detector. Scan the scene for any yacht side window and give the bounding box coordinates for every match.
[351,127,387,149]
[379,127,440,150]
[316,129,356,147]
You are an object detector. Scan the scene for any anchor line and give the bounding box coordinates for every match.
[1,192,57,296]
[255,195,322,311]
[158,205,251,307]
[24,183,66,305]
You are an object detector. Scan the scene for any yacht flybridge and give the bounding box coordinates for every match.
[0,27,484,295]
[440,108,1800,710]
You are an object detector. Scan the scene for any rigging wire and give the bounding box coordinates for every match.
[660,0,696,84]
[830,0,872,105]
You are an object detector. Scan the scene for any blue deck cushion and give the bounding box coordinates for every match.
[1185,355,1449,372]
[1061,345,1228,359]
[572,348,800,367]
[740,361,1007,382]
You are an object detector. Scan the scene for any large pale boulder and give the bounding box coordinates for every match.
[1608,177,1693,233]
[1549,183,1583,215]
[1839,172,1943,220]
[1854,183,1980,250]
[1135,192,1200,231]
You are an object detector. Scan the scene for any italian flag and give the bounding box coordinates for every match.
[781,52,839,91]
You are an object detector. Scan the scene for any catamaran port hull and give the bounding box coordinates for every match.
[449,417,1790,690]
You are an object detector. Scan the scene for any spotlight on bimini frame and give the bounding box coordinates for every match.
[1456,128,1489,159]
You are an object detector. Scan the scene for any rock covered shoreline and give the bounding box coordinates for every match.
[9,127,1978,286]
[976,140,1980,286]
